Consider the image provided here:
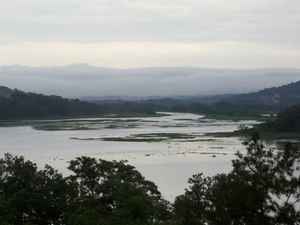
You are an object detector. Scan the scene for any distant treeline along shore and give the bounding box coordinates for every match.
[2,79,300,120]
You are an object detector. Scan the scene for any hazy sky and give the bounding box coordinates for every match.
[0,0,300,68]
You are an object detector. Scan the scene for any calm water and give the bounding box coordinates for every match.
[0,112,258,201]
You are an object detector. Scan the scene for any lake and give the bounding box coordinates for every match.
[0,112,258,201]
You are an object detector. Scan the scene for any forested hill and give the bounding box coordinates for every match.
[0,86,104,119]
[221,80,300,110]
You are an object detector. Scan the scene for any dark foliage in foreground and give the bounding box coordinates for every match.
[0,135,299,225]
[174,134,300,225]
[0,155,170,225]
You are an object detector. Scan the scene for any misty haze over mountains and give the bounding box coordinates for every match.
[1,64,300,98]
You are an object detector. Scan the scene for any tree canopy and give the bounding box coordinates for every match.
[0,155,170,225]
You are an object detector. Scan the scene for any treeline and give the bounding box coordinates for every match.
[0,88,159,120]
[0,86,265,121]
[1,84,295,121]
[3,78,300,120]
[1,135,299,225]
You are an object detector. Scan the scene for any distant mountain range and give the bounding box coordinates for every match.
[1,65,300,98]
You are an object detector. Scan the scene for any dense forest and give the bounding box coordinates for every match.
[0,135,299,225]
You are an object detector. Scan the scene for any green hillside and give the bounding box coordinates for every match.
[0,86,103,119]
[222,80,300,110]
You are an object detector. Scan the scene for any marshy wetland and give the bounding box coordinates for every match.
[0,112,259,200]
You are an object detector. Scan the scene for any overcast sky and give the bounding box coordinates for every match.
[0,0,300,68]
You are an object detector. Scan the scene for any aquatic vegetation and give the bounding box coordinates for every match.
[70,132,212,143]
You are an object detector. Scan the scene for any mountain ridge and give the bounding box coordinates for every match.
[221,80,300,110]
[2,65,300,98]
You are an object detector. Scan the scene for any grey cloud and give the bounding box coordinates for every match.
[1,0,300,44]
